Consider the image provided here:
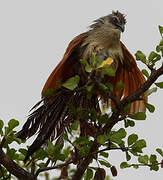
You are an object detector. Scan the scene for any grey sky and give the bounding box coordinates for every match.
[0,0,163,179]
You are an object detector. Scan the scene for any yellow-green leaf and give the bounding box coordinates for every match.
[155,82,163,88]
[62,75,80,90]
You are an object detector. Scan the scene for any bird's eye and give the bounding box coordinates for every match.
[112,17,118,24]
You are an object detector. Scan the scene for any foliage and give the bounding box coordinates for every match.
[0,26,163,180]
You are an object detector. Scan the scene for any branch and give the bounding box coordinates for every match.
[121,66,163,106]
[92,146,130,155]
[0,148,35,180]
[130,162,163,167]
[0,137,6,149]
[35,159,73,178]
[71,140,99,180]
[71,64,163,180]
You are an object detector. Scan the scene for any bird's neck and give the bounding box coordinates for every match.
[81,27,123,62]
[85,26,121,48]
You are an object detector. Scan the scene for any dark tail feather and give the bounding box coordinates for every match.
[17,88,99,162]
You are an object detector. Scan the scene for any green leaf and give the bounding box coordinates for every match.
[55,153,66,161]
[145,103,155,113]
[158,41,163,57]
[62,75,80,90]
[156,148,163,157]
[128,134,138,146]
[4,135,15,145]
[111,128,126,139]
[129,112,146,120]
[80,59,93,73]
[133,165,139,169]
[116,81,124,91]
[110,128,126,146]
[145,87,157,96]
[79,146,90,156]
[148,51,161,63]
[105,176,111,180]
[34,148,47,160]
[63,133,69,141]
[91,52,97,67]
[128,120,135,127]
[63,146,71,159]
[86,84,94,92]
[135,51,146,64]
[47,142,63,157]
[74,136,90,146]
[98,114,109,125]
[84,168,93,180]
[142,69,149,78]
[124,120,129,128]
[160,39,163,46]
[100,152,109,158]
[155,82,163,88]
[19,148,27,156]
[156,45,161,52]
[8,119,19,131]
[105,82,114,92]
[89,108,98,122]
[150,164,159,171]
[71,120,79,131]
[98,83,109,91]
[129,149,139,156]
[97,133,109,144]
[7,148,18,160]
[0,120,4,135]
[138,155,149,164]
[100,67,115,77]
[123,104,131,114]
[131,139,146,153]
[17,154,25,161]
[126,151,131,161]
[38,163,45,168]
[110,143,118,149]
[158,25,163,37]
[99,160,111,168]
[120,162,131,169]
[47,141,54,155]
[44,88,54,98]
[150,154,158,164]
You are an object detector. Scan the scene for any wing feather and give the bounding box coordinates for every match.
[42,32,87,97]
[108,42,147,114]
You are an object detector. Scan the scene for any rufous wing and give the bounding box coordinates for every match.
[41,32,87,97]
[109,42,147,114]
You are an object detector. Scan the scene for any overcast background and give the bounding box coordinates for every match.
[0,0,163,179]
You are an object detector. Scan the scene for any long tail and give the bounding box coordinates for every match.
[17,88,99,162]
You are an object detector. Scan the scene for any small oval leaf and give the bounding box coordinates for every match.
[62,75,80,90]
[128,134,138,146]
[155,82,163,88]
[142,69,149,78]
[135,51,146,64]
[129,112,146,120]
[116,81,124,91]
[156,148,163,157]
[146,87,157,96]
[145,103,155,113]
[138,155,149,164]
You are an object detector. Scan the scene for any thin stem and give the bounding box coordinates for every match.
[35,159,73,178]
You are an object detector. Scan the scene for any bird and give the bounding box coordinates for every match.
[17,11,147,162]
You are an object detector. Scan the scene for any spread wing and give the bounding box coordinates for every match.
[42,32,88,97]
[108,42,147,114]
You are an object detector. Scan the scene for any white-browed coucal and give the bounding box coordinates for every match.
[18,11,147,162]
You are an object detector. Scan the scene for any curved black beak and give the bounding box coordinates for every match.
[116,23,125,33]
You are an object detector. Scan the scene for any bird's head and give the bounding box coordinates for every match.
[90,11,126,33]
